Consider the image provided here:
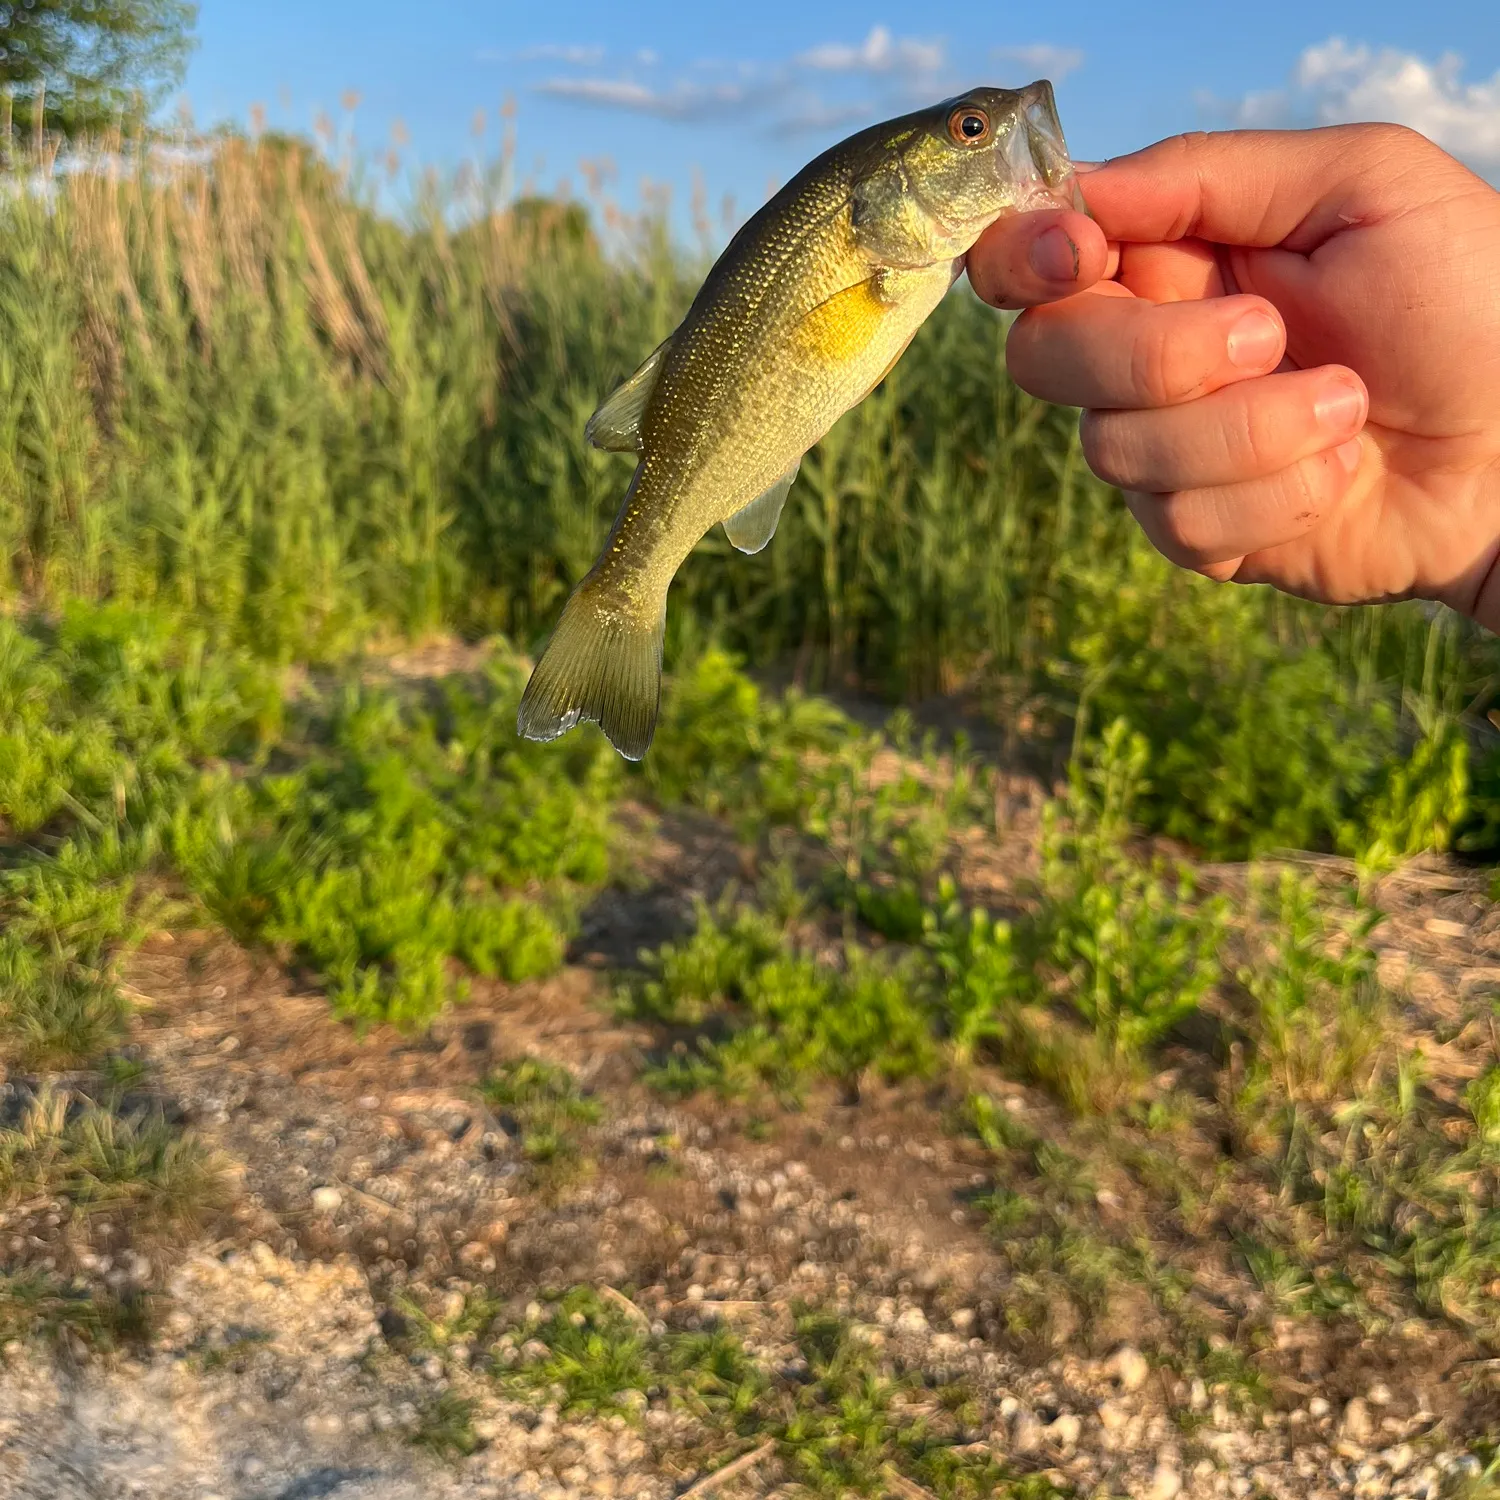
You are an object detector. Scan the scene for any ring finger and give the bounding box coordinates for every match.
[1125,437,1366,570]
[1081,366,1367,493]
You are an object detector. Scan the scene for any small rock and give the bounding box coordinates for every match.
[1189,1379,1208,1412]
[1308,1396,1332,1419]
[1341,1397,1374,1443]
[1046,1413,1081,1450]
[1382,1444,1414,1476]
[894,1306,928,1335]
[1107,1344,1150,1393]
[950,1308,976,1333]
[1145,1464,1183,1500]
[1011,1408,1044,1455]
[312,1182,343,1218]
[1098,1399,1129,1433]
[1367,1381,1393,1407]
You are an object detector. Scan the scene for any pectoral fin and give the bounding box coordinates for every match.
[723,460,801,554]
[792,278,889,366]
[585,336,672,452]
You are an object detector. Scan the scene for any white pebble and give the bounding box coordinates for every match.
[1146,1464,1182,1500]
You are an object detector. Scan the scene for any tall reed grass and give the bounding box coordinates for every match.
[1,119,1496,848]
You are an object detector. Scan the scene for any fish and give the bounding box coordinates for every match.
[517,80,1083,760]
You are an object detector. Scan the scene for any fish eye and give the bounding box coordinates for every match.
[948,107,990,146]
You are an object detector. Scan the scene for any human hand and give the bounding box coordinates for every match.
[966,126,1500,628]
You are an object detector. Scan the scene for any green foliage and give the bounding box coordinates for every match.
[625,895,784,1028]
[409,1392,483,1460]
[0,959,126,1071]
[0,1271,151,1351]
[644,648,854,829]
[0,1083,225,1235]
[1467,1065,1500,1149]
[479,1057,602,1173]
[1058,549,1401,858]
[502,1288,1065,1498]
[504,1288,654,1416]
[924,881,1022,1066]
[173,665,608,1026]
[0,0,197,137]
[628,899,935,1101]
[1234,867,1384,1113]
[1038,721,1228,1057]
[1342,714,1469,871]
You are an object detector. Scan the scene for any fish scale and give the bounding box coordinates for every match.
[518,81,1082,760]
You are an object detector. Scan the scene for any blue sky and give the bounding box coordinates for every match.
[182,1,1500,233]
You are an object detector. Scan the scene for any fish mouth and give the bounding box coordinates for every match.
[1010,80,1086,214]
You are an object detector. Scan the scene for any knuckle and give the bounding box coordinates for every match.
[1129,490,1212,569]
[1156,494,1215,562]
[1359,121,1431,159]
[1003,316,1045,389]
[1077,411,1126,486]
[1130,324,1200,406]
[1235,397,1290,475]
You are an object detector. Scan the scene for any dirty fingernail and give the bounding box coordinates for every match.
[1226,310,1282,369]
[1029,224,1080,282]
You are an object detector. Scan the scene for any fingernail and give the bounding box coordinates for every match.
[1314,379,1366,434]
[1029,224,1081,282]
[1226,310,1282,369]
[1073,160,1104,173]
[1335,435,1364,474]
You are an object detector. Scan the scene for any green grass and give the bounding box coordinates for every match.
[479,1057,603,1181]
[1,126,1497,856]
[497,1288,1070,1499]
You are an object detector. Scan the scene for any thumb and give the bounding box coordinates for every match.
[1078,124,1473,254]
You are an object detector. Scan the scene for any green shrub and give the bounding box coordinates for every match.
[1342,714,1469,871]
[924,880,1023,1066]
[1058,549,1397,858]
[1038,720,1228,1057]
[629,899,935,1100]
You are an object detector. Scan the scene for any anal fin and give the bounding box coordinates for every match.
[723,459,801,554]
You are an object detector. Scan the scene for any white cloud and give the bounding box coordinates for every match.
[991,44,1084,84]
[480,43,605,66]
[518,25,1084,139]
[770,100,877,138]
[536,75,765,121]
[796,25,945,77]
[1224,38,1500,174]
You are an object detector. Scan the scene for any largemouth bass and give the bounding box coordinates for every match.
[518,81,1082,759]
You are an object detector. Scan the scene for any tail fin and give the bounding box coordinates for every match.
[517,579,665,761]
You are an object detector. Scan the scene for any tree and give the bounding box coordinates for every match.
[0,0,197,137]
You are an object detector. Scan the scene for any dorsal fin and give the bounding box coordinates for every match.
[584,336,673,452]
[722,459,801,555]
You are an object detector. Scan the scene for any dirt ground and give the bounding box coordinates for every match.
[3,789,1499,1499]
